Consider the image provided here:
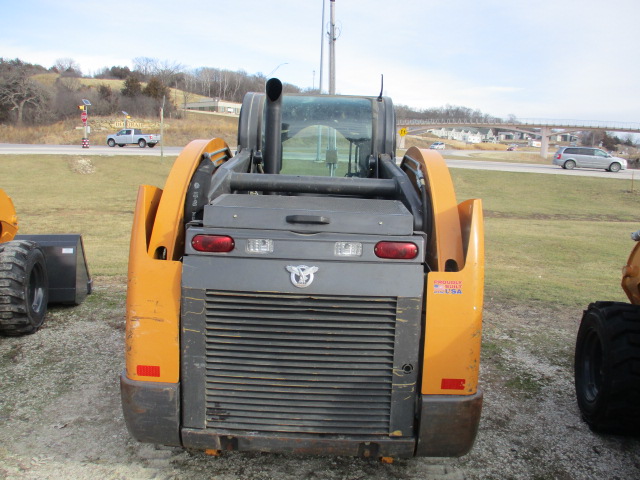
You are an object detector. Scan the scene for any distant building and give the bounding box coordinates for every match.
[184,98,242,115]
[427,126,495,144]
[553,133,579,142]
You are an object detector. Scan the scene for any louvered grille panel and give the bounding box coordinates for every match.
[204,290,397,435]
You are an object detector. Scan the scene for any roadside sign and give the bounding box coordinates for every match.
[81,112,87,121]
[399,128,407,137]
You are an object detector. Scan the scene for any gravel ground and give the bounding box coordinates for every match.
[1,277,639,480]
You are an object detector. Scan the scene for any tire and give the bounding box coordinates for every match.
[107,139,116,147]
[564,160,576,170]
[609,162,621,173]
[574,302,640,434]
[138,139,147,148]
[0,240,49,336]
[147,143,156,148]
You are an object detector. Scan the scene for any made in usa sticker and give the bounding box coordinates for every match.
[434,280,463,295]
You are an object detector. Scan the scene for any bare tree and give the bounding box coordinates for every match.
[132,57,158,79]
[219,69,230,100]
[196,68,216,97]
[54,57,82,77]
[154,59,184,87]
[0,62,49,125]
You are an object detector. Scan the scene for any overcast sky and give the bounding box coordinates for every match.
[2,0,639,123]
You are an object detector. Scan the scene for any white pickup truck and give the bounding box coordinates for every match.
[106,129,161,148]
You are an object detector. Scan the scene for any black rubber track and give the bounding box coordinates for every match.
[574,301,640,434]
[0,240,49,336]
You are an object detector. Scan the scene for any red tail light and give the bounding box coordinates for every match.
[374,241,418,259]
[556,153,561,159]
[192,235,235,252]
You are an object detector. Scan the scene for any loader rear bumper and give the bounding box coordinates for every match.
[182,429,416,458]
[416,391,483,457]
[121,371,482,458]
[120,372,181,446]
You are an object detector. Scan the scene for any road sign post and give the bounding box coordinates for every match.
[81,99,91,148]
[398,128,407,149]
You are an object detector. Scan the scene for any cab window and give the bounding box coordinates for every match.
[273,96,374,178]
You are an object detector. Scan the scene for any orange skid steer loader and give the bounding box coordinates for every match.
[121,78,485,459]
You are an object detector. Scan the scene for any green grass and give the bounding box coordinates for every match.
[1,156,638,308]
[1,155,174,275]
[451,169,640,307]
[445,151,551,164]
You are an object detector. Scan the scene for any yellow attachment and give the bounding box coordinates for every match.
[400,147,464,272]
[622,238,640,305]
[422,199,484,395]
[125,138,232,383]
[0,189,18,244]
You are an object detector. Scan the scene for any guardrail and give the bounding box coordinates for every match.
[399,118,640,132]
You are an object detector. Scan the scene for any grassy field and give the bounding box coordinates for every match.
[447,150,552,164]
[1,154,637,307]
[452,168,640,306]
[0,155,173,275]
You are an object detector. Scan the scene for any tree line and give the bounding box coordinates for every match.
[1,56,502,127]
[0,57,308,126]
[0,56,636,149]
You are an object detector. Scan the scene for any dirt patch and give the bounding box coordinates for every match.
[67,157,96,175]
[0,278,638,479]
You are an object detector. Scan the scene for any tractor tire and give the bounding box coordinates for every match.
[0,240,49,336]
[574,301,640,434]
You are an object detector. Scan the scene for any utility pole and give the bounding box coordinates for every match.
[318,0,325,95]
[316,0,327,162]
[328,0,336,95]
[326,0,337,175]
[160,95,165,161]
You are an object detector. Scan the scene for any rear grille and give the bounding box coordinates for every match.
[203,290,397,435]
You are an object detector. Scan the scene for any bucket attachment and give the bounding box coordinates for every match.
[16,234,92,305]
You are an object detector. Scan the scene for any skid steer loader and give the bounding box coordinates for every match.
[121,78,485,459]
[0,189,92,335]
[575,229,640,434]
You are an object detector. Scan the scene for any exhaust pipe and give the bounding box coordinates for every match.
[263,78,283,174]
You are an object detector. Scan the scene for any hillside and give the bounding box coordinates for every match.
[0,111,238,147]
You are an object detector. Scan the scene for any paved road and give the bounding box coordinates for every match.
[444,157,639,179]
[0,143,636,180]
[0,143,185,156]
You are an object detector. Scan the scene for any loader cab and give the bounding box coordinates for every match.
[237,86,396,178]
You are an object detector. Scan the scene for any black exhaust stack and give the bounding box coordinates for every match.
[263,78,283,174]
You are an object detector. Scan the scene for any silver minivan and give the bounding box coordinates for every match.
[553,147,627,172]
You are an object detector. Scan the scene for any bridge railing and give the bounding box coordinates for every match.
[399,118,640,132]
